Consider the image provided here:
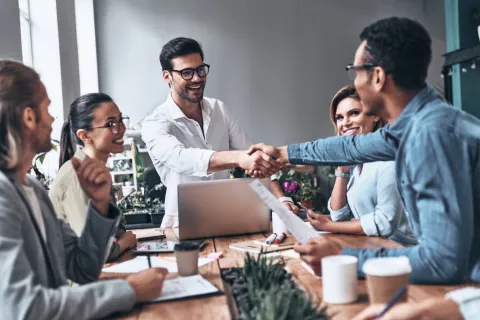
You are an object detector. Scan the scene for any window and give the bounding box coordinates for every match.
[18,0,33,67]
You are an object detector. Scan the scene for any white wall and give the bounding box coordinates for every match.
[95,0,446,146]
[0,0,22,60]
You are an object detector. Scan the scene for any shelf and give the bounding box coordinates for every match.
[111,170,134,175]
[444,44,480,67]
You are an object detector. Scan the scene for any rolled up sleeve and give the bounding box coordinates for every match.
[141,116,215,177]
[327,197,353,221]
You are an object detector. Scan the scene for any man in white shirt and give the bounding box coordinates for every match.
[142,37,297,227]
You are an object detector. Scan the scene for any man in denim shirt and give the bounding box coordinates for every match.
[249,17,480,284]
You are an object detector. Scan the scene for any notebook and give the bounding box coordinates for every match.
[132,228,166,241]
[151,275,220,303]
[229,236,297,254]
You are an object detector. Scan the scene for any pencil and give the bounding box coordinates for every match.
[147,254,152,268]
[374,286,407,319]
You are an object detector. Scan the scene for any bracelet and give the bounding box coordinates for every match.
[278,197,293,203]
[335,170,350,178]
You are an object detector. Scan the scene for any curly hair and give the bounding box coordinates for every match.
[360,17,432,90]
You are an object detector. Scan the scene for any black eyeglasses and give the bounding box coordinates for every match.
[170,64,210,80]
[345,63,378,80]
[86,116,130,134]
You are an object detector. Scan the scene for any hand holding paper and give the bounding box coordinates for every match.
[249,180,318,244]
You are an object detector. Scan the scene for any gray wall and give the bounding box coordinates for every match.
[0,0,22,60]
[95,0,445,146]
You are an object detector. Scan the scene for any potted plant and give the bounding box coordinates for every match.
[221,252,327,319]
[29,139,59,190]
[297,178,315,209]
[278,169,316,209]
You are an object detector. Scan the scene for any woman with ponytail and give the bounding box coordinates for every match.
[50,93,137,262]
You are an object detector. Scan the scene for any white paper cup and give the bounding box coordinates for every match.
[174,242,199,276]
[272,212,288,235]
[322,255,358,304]
[363,257,411,304]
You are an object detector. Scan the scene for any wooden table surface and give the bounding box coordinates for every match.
[106,230,478,320]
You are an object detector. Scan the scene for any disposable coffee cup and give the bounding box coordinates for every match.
[322,255,358,304]
[174,242,200,276]
[363,256,411,304]
[272,212,288,235]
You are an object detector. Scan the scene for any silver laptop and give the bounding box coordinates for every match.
[178,178,271,240]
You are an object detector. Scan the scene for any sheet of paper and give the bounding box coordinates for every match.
[305,221,331,235]
[152,275,219,302]
[249,180,318,244]
[102,256,214,273]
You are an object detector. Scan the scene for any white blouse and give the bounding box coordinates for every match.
[328,161,417,246]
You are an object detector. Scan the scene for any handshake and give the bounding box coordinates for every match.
[240,143,288,178]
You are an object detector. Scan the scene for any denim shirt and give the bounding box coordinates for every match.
[288,86,480,284]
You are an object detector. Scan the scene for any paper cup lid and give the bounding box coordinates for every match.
[363,256,412,276]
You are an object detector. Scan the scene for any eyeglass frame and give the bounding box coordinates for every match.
[169,63,210,80]
[345,63,378,80]
[84,116,130,134]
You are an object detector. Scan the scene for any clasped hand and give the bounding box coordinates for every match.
[242,143,287,178]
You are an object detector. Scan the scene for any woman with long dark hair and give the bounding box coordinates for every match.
[50,93,136,261]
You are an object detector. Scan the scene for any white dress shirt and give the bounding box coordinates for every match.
[142,94,276,227]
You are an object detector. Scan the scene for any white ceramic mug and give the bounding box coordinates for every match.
[322,255,358,304]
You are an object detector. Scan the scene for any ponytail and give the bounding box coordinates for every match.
[60,93,113,168]
[59,120,75,167]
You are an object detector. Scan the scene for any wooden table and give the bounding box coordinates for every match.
[106,231,477,320]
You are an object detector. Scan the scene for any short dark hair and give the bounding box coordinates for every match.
[159,37,204,71]
[360,17,432,90]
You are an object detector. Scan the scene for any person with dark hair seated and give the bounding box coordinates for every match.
[50,93,137,262]
[0,60,166,319]
[248,17,480,285]
[141,37,297,229]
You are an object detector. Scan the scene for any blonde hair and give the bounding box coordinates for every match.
[0,60,41,170]
[329,85,383,134]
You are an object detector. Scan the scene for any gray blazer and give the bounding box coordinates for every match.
[0,171,136,320]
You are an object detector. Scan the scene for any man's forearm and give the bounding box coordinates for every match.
[207,151,242,174]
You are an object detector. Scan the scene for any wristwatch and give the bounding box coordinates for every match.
[335,170,350,178]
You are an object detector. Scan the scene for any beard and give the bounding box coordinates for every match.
[173,80,205,103]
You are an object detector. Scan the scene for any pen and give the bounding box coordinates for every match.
[374,286,407,319]
[147,254,152,268]
[298,202,310,213]
[265,233,277,245]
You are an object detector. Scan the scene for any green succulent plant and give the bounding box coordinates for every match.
[222,252,328,320]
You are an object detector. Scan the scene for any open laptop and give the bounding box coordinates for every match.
[178,178,271,240]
